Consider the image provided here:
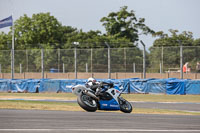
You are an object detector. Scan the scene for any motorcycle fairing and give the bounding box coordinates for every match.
[99,99,120,110]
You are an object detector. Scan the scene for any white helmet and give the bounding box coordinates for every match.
[87,77,96,83]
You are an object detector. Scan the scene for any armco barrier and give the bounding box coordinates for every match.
[0,78,199,95]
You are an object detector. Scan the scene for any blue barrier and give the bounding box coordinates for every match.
[129,78,155,94]
[0,79,11,92]
[185,80,200,95]
[0,78,199,95]
[147,79,167,94]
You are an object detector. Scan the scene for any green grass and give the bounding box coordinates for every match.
[0,93,76,100]
[0,100,82,111]
[122,94,200,103]
[0,93,200,115]
[0,93,200,103]
[0,100,200,115]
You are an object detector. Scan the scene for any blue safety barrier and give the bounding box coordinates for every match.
[129,78,156,94]
[146,79,167,94]
[185,80,200,95]
[0,78,199,95]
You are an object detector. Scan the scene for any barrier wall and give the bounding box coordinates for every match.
[1,72,200,79]
[0,78,200,95]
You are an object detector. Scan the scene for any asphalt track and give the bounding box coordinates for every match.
[0,109,200,133]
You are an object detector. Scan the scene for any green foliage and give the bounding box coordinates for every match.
[149,30,200,72]
[14,13,65,49]
[100,6,155,43]
[153,29,194,47]
[0,8,199,73]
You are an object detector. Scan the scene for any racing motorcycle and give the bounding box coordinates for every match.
[72,82,132,113]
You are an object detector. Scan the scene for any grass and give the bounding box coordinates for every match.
[0,100,82,111]
[0,93,200,103]
[0,93,76,100]
[122,94,200,103]
[0,93,200,115]
[0,100,200,115]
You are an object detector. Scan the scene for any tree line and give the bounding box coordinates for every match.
[0,6,200,73]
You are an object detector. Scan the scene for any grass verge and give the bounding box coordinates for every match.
[0,100,200,115]
[0,93,200,103]
[0,93,200,115]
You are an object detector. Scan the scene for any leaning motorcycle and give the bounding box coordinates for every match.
[72,82,132,113]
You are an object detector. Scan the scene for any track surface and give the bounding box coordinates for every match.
[0,109,200,133]
[132,101,200,112]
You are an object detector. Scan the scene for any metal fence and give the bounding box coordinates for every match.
[1,46,200,78]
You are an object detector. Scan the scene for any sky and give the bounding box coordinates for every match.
[0,0,200,49]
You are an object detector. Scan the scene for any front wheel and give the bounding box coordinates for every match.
[77,93,98,112]
[119,97,132,113]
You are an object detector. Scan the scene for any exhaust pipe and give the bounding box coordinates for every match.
[84,90,99,101]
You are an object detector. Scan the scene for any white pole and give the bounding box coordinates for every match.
[86,63,88,73]
[160,63,162,74]
[133,63,135,73]
[63,63,65,73]
[41,49,44,79]
[91,48,93,77]
[140,41,146,79]
[11,18,15,79]
[20,64,22,73]
[105,42,111,79]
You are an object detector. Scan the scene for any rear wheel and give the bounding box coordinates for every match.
[119,97,132,113]
[77,93,97,112]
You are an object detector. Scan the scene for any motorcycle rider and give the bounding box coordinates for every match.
[85,77,113,96]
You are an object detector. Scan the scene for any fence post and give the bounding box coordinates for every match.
[41,49,44,79]
[160,63,162,74]
[26,49,28,72]
[63,63,65,73]
[105,42,111,79]
[73,42,79,79]
[180,41,183,79]
[124,48,126,72]
[161,46,163,73]
[20,64,22,73]
[58,48,60,72]
[133,63,135,73]
[86,63,88,73]
[0,64,1,73]
[140,40,146,79]
[74,46,77,79]
[11,49,14,79]
[91,48,93,77]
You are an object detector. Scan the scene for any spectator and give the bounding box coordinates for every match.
[196,62,200,73]
[183,62,190,73]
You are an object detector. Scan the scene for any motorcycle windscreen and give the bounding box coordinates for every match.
[99,99,120,110]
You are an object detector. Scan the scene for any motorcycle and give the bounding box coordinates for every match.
[72,82,132,113]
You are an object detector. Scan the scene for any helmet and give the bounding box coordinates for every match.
[87,77,96,83]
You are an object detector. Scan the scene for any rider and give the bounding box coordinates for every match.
[85,77,113,96]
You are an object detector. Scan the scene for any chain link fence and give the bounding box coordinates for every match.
[1,46,200,77]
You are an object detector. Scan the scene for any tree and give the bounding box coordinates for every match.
[14,13,70,49]
[0,11,145,73]
[100,6,155,43]
[0,32,12,50]
[153,29,194,47]
[148,30,200,72]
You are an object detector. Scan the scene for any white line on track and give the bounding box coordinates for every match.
[1,129,200,132]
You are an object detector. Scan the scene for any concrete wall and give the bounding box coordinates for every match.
[1,72,200,79]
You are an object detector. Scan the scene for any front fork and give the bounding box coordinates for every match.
[118,96,126,105]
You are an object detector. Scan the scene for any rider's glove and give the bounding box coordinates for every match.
[95,88,101,95]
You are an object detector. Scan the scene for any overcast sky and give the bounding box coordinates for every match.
[0,0,200,48]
